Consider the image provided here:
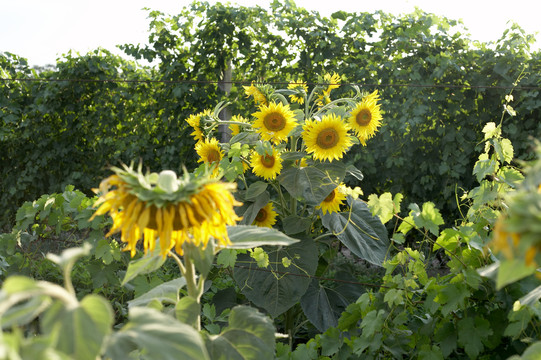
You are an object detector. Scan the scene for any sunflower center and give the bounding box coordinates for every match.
[264,113,286,132]
[324,190,336,203]
[255,208,268,222]
[316,128,339,149]
[356,109,372,126]
[206,150,221,164]
[261,154,275,168]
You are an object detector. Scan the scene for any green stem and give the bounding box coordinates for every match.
[171,252,203,331]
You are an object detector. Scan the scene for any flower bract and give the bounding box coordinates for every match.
[91,164,242,258]
[251,148,283,180]
[253,202,277,228]
[302,113,353,162]
[252,102,297,144]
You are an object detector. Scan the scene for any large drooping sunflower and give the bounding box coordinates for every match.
[252,202,277,228]
[252,102,297,144]
[195,138,224,175]
[287,80,308,105]
[243,83,268,105]
[91,164,242,258]
[229,115,249,137]
[302,114,353,162]
[317,185,347,215]
[251,148,283,180]
[348,90,382,145]
[186,109,212,143]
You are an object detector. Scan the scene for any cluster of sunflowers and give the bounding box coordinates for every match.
[186,73,383,228]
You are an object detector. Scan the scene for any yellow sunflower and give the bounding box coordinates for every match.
[186,109,212,142]
[287,80,308,105]
[91,165,242,258]
[243,83,268,105]
[252,102,297,144]
[229,115,249,136]
[302,114,353,162]
[251,148,283,180]
[317,185,347,215]
[348,90,382,145]
[253,202,277,228]
[195,138,224,176]
[316,73,341,107]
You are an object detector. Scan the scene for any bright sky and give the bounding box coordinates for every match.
[1,0,539,66]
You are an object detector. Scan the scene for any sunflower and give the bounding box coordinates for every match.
[316,73,341,107]
[302,114,353,162]
[287,80,308,105]
[195,138,224,172]
[348,90,382,145]
[317,185,347,215]
[252,102,297,144]
[91,165,242,258]
[253,202,277,228]
[186,109,212,142]
[251,148,283,180]
[229,115,249,137]
[243,83,268,105]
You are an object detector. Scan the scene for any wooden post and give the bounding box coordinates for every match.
[218,59,232,143]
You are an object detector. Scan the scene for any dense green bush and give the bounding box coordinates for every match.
[2,0,540,230]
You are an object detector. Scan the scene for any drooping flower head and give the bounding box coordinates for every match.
[186,109,212,142]
[287,80,308,105]
[252,102,297,144]
[317,185,347,215]
[251,147,283,180]
[348,90,382,145]
[302,113,353,162]
[91,164,242,258]
[195,138,224,176]
[229,115,250,137]
[252,202,277,228]
[316,73,341,107]
[243,82,268,105]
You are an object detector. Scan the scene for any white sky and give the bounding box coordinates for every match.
[0,0,539,66]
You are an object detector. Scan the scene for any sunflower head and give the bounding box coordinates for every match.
[195,138,224,176]
[186,109,212,142]
[287,80,308,105]
[348,90,382,144]
[243,83,269,105]
[317,185,347,215]
[253,202,278,228]
[252,102,298,144]
[251,147,283,180]
[315,73,341,107]
[229,115,250,137]
[91,164,242,258]
[302,114,353,162]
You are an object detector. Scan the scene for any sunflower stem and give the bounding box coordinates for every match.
[184,256,202,331]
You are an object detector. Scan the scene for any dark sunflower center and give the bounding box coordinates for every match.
[255,208,268,222]
[207,150,221,164]
[263,113,286,132]
[356,109,372,126]
[324,190,336,203]
[316,128,339,149]
[261,154,275,168]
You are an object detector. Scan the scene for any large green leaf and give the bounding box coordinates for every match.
[127,278,187,308]
[300,279,345,332]
[321,197,390,265]
[1,295,52,329]
[233,237,317,317]
[205,306,275,360]
[227,225,299,249]
[239,191,270,225]
[104,307,209,360]
[184,240,215,277]
[121,251,167,286]
[41,295,113,360]
[278,162,346,205]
